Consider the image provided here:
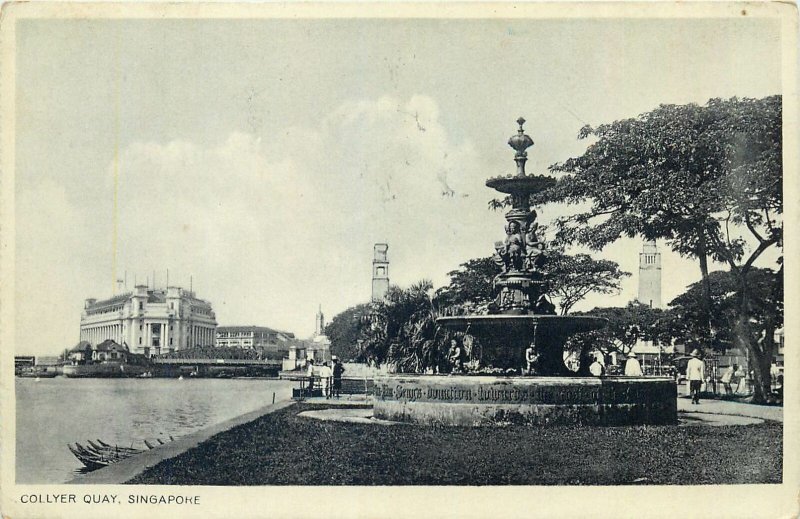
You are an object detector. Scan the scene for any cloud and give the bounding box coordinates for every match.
[16,93,779,354]
[95,95,494,336]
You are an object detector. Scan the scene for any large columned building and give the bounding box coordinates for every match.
[80,285,217,357]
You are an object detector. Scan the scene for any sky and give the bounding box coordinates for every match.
[14,16,783,356]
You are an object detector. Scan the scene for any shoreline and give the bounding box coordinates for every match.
[67,399,296,485]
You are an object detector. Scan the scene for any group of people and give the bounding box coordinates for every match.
[586,351,642,377]
[306,356,345,399]
[720,362,751,396]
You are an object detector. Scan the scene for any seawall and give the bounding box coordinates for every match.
[68,399,296,484]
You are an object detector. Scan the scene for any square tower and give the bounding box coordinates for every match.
[372,243,389,302]
[638,240,662,308]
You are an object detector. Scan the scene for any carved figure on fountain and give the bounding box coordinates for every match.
[523,221,547,272]
[503,221,525,271]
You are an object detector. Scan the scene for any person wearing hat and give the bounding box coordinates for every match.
[306,358,316,397]
[686,349,705,404]
[624,351,643,376]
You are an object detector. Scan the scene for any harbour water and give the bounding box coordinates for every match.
[15,377,294,484]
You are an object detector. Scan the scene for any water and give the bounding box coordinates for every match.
[15,377,294,484]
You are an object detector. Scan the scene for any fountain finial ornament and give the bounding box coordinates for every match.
[508,117,534,176]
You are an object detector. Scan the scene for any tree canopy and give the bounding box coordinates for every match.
[541,253,630,315]
[324,303,373,361]
[536,96,781,259]
[433,256,498,312]
[665,267,783,353]
[534,96,782,401]
[569,302,670,361]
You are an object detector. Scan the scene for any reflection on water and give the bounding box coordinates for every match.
[16,377,294,483]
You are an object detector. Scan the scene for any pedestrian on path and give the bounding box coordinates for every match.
[687,349,705,404]
[306,359,316,397]
[320,361,333,399]
[332,356,345,398]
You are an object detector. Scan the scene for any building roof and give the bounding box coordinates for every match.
[95,339,128,352]
[86,292,132,311]
[217,325,294,337]
[69,340,92,353]
[86,287,214,309]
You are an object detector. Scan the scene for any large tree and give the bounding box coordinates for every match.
[535,96,782,402]
[541,252,630,315]
[433,256,497,312]
[665,267,783,360]
[324,303,373,361]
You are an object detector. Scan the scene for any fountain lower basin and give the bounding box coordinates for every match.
[436,314,607,375]
[372,374,677,426]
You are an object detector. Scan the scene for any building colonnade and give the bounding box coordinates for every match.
[80,324,123,345]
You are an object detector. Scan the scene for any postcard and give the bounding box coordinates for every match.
[1,2,797,518]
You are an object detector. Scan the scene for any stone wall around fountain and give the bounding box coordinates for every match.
[372,374,677,426]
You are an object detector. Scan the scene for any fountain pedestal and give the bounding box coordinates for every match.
[373,375,677,426]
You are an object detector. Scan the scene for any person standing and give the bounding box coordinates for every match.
[589,354,605,377]
[721,364,737,396]
[624,352,643,376]
[306,358,316,397]
[332,356,345,398]
[734,364,747,395]
[686,349,705,404]
[319,361,333,399]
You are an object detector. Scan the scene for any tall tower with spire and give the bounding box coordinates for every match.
[315,304,325,336]
[372,243,389,302]
[638,240,662,308]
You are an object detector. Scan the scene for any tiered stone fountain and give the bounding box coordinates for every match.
[372,119,677,426]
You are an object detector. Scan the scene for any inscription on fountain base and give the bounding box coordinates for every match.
[372,375,677,426]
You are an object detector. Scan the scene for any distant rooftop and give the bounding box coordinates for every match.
[217,325,294,337]
[86,286,211,310]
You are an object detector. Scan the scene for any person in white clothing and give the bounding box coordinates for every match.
[589,354,604,377]
[624,352,643,376]
[686,349,705,404]
[721,364,737,395]
[306,359,316,397]
[319,361,333,399]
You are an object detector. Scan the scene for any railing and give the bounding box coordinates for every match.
[292,376,375,400]
[153,358,282,365]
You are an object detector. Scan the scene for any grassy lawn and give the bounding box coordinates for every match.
[127,403,782,486]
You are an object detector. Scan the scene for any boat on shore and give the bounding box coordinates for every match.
[68,439,144,470]
[68,436,176,471]
[17,368,59,378]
